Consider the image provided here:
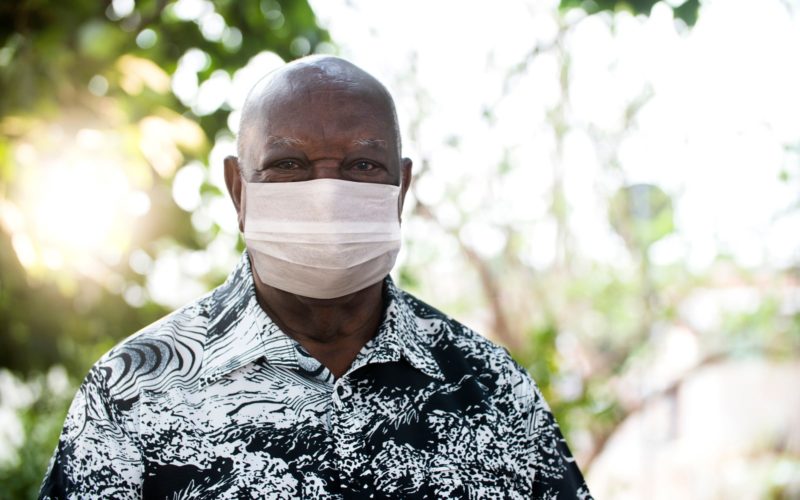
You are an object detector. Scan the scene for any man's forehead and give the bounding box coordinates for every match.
[352,138,388,149]
[266,135,305,148]
[264,81,390,113]
[238,56,402,159]
[258,90,397,142]
[265,135,389,150]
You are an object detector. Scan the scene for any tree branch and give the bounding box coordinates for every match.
[411,192,521,351]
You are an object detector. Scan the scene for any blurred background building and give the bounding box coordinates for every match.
[0,0,798,498]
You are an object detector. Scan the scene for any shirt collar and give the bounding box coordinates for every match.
[200,253,299,387]
[200,251,444,385]
[351,277,445,381]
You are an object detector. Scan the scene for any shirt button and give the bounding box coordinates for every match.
[335,384,352,401]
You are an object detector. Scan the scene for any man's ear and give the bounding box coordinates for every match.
[398,157,413,222]
[223,156,245,233]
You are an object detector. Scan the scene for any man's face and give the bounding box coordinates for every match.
[239,84,404,187]
[225,76,413,235]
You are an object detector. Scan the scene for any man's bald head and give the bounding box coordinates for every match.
[236,56,402,169]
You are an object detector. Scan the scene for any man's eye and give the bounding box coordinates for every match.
[352,161,376,172]
[273,161,301,170]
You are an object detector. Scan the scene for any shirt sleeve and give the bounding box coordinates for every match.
[39,366,143,500]
[515,368,593,500]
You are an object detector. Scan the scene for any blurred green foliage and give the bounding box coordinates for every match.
[559,0,701,26]
[0,369,72,500]
[0,0,329,373]
[609,183,674,254]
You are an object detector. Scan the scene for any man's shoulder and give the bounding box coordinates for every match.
[396,288,533,393]
[88,293,213,402]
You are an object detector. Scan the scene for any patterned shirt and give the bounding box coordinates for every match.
[41,252,592,499]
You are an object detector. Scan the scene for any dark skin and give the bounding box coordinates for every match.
[224,57,412,378]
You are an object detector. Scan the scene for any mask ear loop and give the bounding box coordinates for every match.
[396,170,406,224]
[396,191,403,224]
[240,176,248,233]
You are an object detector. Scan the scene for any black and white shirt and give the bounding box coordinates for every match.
[41,252,592,499]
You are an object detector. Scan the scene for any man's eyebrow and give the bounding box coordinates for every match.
[352,138,388,149]
[266,135,306,147]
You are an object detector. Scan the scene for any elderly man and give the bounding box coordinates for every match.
[40,56,591,499]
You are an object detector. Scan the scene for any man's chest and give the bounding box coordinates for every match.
[131,361,534,499]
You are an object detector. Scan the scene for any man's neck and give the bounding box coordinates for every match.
[251,271,385,379]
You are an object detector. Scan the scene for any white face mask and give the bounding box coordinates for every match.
[243,178,402,299]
